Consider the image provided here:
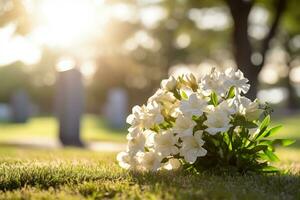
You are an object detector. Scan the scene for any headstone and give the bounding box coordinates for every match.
[105,88,128,129]
[10,89,30,123]
[55,68,84,146]
[0,103,12,121]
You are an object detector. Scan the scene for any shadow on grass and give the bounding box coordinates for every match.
[0,161,299,199]
[128,168,300,199]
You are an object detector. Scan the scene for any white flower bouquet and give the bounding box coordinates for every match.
[117,68,294,173]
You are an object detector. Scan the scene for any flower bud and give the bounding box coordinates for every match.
[161,76,177,91]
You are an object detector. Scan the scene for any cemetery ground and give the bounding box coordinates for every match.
[0,114,300,199]
[0,115,126,144]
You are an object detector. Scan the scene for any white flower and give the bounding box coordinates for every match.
[148,89,180,118]
[237,97,263,121]
[163,158,181,170]
[126,126,142,140]
[200,69,228,97]
[137,151,162,171]
[126,102,164,130]
[180,131,207,164]
[143,129,156,148]
[143,101,164,128]
[204,109,231,135]
[161,76,177,91]
[173,114,197,137]
[119,69,266,172]
[126,105,145,128]
[117,152,138,170]
[154,130,179,156]
[168,100,181,118]
[180,93,207,117]
[148,89,176,104]
[224,68,250,94]
[127,133,146,153]
[218,98,237,115]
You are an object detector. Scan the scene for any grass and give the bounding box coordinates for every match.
[0,115,126,143]
[0,146,299,200]
[0,113,298,144]
[0,114,299,199]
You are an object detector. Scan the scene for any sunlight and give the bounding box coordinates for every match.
[0,24,41,66]
[139,6,167,29]
[290,66,300,83]
[34,0,99,48]
[188,7,230,31]
[56,57,76,72]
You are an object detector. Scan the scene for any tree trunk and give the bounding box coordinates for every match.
[286,78,299,110]
[227,0,287,100]
[286,60,299,110]
[227,0,259,100]
[283,33,299,110]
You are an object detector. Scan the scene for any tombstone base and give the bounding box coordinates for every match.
[59,136,85,147]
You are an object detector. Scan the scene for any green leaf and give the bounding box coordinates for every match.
[240,145,267,154]
[226,86,235,99]
[242,121,258,129]
[249,145,268,153]
[259,139,272,146]
[210,92,218,106]
[181,90,188,100]
[257,153,269,160]
[255,128,268,141]
[255,115,271,140]
[261,166,280,173]
[233,115,258,129]
[232,135,243,150]
[273,139,295,147]
[263,149,280,162]
[260,115,270,130]
[258,140,274,151]
[264,125,283,138]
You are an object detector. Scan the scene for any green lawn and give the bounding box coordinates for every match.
[0,114,299,144]
[0,146,299,199]
[0,114,299,199]
[0,115,126,143]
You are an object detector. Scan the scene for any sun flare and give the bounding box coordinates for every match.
[34,0,99,48]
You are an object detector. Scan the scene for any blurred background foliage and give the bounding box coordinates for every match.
[0,0,299,115]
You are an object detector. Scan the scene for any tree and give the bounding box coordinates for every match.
[281,0,300,109]
[226,0,287,99]
[128,0,290,100]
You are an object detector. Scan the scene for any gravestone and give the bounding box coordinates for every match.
[105,88,128,129]
[0,103,12,121]
[55,68,84,146]
[10,89,30,123]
